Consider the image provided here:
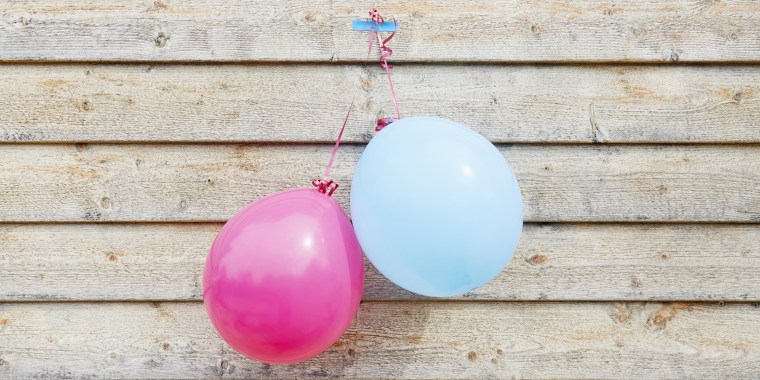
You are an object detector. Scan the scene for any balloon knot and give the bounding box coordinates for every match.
[312,179,339,196]
[376,117,398,131]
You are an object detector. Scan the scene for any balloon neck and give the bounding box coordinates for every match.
[312,179,339,197]
[376,117,398,131]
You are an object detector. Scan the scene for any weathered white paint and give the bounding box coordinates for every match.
[1,1,759,378]
[1,302,759,379]
[0,144,757,222]
[1,1,760,62]
[1,223,759,302]
[0,64,758,143]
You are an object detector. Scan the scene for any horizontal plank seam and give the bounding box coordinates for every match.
[4,140,760,145]
[1,300,758,305]
[1,220,758,225]
[2,142,760,147]
[3,59,760,65]
[0,221,757,226]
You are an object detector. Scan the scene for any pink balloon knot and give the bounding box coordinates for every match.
[312,179,339,196]
[375,117,398,131]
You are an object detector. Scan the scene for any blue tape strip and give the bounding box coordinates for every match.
[352,20,398,32]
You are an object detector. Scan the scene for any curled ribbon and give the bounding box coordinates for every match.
[311,179,339,197]
[366,9,400,131]
[312,97,354,197]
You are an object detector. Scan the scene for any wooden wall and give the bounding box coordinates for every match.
[1,1,759,378]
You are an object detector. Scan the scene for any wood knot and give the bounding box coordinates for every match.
[106,251,122,262]
[610,303,632,324]
[162,342,171,351]
[79,100,93,112]
[155,32,169,47]
[467,351,478,362]
[648,305,676,329]
[527,254,548,265]
[152,0,170,11]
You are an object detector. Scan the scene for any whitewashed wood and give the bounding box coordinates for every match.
[1,302,759,378]
[2,223,759,301]
[2,1,760,62]
[1,64,759,143]
[0,144,757,222]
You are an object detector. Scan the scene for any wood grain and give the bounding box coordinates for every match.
[2,223,759,302]
[0,144,757,222]
[2,1,759,379]
[1,64,759,143]
[1,301,759,379]
[2,1,760,62]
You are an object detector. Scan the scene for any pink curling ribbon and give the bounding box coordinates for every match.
[366,9,400,131]
[312,98,355,197]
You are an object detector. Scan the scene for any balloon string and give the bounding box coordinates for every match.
[312,97,354,197]
[367,9,399,131]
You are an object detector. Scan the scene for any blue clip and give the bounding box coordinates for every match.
[352,20,398,32]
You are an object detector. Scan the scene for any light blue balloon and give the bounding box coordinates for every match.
[350,116,523,297]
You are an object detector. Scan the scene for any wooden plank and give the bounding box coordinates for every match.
[1,301,758,378]
[2,1,760,62]
[2,223,759,302]
[0,144,758,223]
[2,64,759,143]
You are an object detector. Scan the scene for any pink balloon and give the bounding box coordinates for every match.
[203,188,364,364]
